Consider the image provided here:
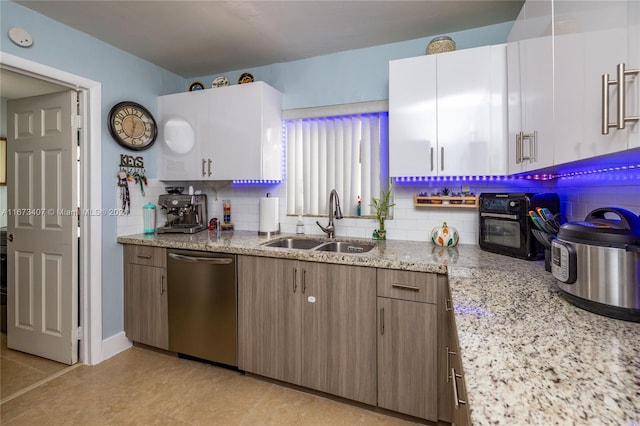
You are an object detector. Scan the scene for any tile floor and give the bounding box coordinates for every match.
[1,332,70,400]
[1,344,418,425]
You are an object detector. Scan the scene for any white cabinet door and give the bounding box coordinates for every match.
[389,55,438,177]
[554,0,639,164]
[206,82,283,181]
[157,90,207,180]
[507,0,554,173]
[437,44,507,175]
[520,34,554,171]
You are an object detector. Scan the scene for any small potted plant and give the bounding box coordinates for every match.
[371,189,395,240]
[441,187,451,204]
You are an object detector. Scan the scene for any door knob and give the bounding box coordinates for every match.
[7,234,13,242]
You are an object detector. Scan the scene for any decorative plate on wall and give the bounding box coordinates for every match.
[211,76,230,88]
[237,72,254,84]
[188,81,205,91]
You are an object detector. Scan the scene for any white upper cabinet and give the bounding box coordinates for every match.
[157,82,283,181]
[389,44,508,177]
[389,55,438,177]
[508,0,639,173]
[507,0,554,174]
[554,0,639,165]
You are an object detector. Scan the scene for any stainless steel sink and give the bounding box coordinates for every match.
[263,238,326,250]
[314,241,375,253]
[263,237,375,254]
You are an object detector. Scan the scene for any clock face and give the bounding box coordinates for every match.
[108,101,157,151]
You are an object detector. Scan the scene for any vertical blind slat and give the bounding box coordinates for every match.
[286,112,387,217]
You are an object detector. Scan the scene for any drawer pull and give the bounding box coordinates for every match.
[136,254,152,259]
[446,346,458,382]
[445,297,453,311]
[392,283,420,291]
[452,368,467,408]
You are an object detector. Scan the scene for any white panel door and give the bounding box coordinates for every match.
[389,55,438,177]
[7,91,78,365]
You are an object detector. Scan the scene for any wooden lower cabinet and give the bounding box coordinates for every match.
[237,256,301,384]
[377,297,437,420]
[123,245,168,349]
[238,255,377,405]
[376,268,448,422]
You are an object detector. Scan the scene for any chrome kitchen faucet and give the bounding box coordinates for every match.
[316,189,343,239]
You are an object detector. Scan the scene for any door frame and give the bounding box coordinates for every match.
[0,52,103,365]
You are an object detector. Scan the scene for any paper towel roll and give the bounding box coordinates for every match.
[259,197,280,234]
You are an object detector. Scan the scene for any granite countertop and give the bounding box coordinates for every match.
[118,231,640,424]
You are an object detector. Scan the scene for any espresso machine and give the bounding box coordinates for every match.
[157,194,207,234]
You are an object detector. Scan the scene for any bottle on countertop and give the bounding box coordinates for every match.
[296,215,305,234]
[356,195,362,216]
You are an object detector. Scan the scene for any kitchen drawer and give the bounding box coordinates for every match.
[376,269,438,304]
[124,245,166,268]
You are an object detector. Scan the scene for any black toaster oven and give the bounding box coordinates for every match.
[479,193,560,260]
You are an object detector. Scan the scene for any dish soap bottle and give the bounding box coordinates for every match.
[296,215,305,234]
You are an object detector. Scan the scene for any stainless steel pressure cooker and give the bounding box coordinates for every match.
[551,207,640,322]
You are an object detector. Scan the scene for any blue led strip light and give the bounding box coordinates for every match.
[393,163,640,184]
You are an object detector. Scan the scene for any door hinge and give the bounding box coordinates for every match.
[73,326,83,341]
[73,115,82,129]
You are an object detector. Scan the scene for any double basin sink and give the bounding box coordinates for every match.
[263,237,375,254]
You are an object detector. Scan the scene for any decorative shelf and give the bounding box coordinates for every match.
[414,194,479,209]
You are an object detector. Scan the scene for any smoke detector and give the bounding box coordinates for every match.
[8,28,33,48]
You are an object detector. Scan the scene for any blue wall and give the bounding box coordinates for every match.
[191,21,513,109]
[1,1,185,339]
[1,0,512,341]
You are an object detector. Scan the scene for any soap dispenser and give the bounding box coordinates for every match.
[296,215,305,234]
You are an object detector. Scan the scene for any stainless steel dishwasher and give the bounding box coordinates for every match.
[167,249,237,367]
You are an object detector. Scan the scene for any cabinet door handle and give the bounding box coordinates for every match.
[136,254,152,259]
[515,131,522,164]
[293,268,298,293]
[202,158,206,177]
[392,283,420,291]
[208,159,213,177]
[161,275,166,295]
[430,147,434,171]
[445,297,453,312]
[302,269,307,293]
[446,346,457,382]
[440,146,444,171]
[520,131,537,162]
[618,63,639,129]
[451,368,466,408]
[380,307,384,335]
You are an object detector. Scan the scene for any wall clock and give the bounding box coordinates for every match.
[108,101,158,151]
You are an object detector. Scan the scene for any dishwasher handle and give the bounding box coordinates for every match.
[168,253,233,265]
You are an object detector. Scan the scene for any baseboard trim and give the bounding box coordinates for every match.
[102,331,132,361]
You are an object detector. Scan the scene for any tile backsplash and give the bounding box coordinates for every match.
[117,169,639,244]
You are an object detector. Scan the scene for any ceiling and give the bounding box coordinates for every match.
[0,68,69,100]
[16,0,524,78]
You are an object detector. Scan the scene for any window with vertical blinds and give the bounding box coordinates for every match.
[285,112,388,217]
